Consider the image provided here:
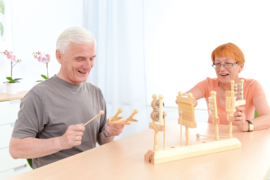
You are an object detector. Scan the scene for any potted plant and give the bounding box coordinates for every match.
[32,51,51,82]
[3,50,22,94]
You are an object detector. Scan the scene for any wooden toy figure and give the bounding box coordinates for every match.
[108,108,139,125]
[225,80,246,138]
[149,94,166,151]
[177,92,197,145]
[208,91,220,140]
[145,91,241,165]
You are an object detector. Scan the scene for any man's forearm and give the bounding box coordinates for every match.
[9,137,62,159]
[98,130,114,145]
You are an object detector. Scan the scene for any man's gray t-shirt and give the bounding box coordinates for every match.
[12,75,107,169]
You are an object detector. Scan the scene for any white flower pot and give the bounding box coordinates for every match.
[6,83,18,94]
[0,84,6,93]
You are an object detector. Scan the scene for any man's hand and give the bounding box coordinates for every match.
[105,124,124,136]
[59,124,85,150]
[233,106,248,131]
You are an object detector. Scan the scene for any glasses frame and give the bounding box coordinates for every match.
[212,62,238,69]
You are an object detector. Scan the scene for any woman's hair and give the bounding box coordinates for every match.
[56,27,96,54]
[211,43,245,65]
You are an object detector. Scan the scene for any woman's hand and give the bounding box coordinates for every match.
[233,106,248,131]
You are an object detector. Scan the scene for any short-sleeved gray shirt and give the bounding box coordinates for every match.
[12,75,107,169]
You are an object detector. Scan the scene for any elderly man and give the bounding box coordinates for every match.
[9,27,124,169]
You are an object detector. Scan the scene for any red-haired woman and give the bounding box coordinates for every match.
[179,43,270,132]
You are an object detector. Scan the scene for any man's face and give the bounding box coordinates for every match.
[56,42,96,85]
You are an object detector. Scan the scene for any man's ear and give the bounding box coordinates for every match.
[55,50,62,64]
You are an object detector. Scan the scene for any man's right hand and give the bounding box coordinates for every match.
[58,124,85,150]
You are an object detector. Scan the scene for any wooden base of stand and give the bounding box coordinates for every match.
[144,138,241,164]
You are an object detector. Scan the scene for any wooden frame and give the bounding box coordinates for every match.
[145,89,243,164]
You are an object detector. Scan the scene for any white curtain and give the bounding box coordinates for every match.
[85,0,148,139]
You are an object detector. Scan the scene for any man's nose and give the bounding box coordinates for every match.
[83,60,93,69]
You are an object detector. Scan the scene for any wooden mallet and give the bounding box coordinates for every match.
[84,110,104,127]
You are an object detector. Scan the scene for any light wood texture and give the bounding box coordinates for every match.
[179,111,183,146]
[196,133,227,138]
[10,121,270,180]
[240,79,244,100]
[177,92,196,128]
[83,110,104,127]
[158,95,164,125]
[126,109,138,122]
[111,108,123,121]
[145,138,241,164]
[107,109,138,126]
[177,92,196,147]
[235,100,246,107]
[0,91,28,102]
[150,94,166,152]
[209,91,220,140]
[108,118,131,125]
[226,80,246,139]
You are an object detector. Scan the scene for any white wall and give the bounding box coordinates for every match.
[0,0,85,91]
[144,0,270,109]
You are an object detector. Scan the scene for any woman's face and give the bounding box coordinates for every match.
[214,56,244,84]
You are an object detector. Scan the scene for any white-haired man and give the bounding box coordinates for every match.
[9,27,124,169]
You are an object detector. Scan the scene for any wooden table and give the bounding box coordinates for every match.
[9,121,270,180]
[0,91,28,102]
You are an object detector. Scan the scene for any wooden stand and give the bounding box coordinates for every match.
[145,138,241,164]
[145,90,242,165]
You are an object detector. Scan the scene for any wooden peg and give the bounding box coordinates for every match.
[186,126,190,145]
[179,110,183,146]
[126,109,139,122]
[127,109,138,119]
[230,80,235,93]
[84,110,104,127]
[240,79,244,100]
[159,95,164,126]
[112,108,123,121]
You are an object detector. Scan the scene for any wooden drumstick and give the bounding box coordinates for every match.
[84,110,104,127]
[111,108,123,121]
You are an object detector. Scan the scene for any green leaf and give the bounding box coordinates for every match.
[0,0,5,15]
[13,78,22,83]
[41,75,48,79]
[6,77,14,83]
[36,80,43,82]
[0,22,4,37]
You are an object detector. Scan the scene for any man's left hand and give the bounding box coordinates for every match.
[105,124,124,136]
[233,106,248,131]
